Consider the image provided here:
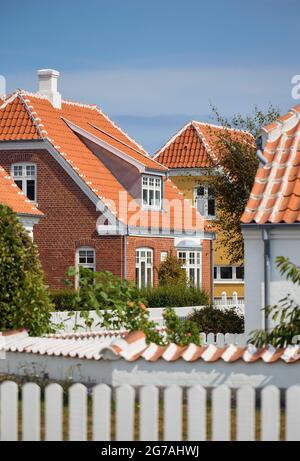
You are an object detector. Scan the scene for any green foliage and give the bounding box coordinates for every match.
[158,253,186,286]
[163,307,201,346]
[209,105,280,264]
[0,204,52,335]
[188,306,244,334]
[140,284,209,308]
[249,257,300,347]
[63,268,162,344]
[50,290,77,311]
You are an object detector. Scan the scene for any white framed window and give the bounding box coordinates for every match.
[178,250,201,288]
[214,265,244,281]
[11,163,37,202]
[142,175,162,209]
[75,247,96,285]
[160,251,168,262]
[195,185,216,218]
[136,248,153,288]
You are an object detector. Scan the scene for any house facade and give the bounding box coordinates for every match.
[241,104,300,336]
[155,121,251,301]
[0,69,214,295]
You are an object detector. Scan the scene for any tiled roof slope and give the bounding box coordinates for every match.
[242,104,300,224]
[155,121,253,169]
[1,330,299,363]
[0,166,42,216]
[0,92,206,232]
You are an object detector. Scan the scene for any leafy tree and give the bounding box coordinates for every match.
[163,307,201,346]
[208,105,280,263]
[0,205,52,335]
[249,257,300,347]
[157,252,186,286]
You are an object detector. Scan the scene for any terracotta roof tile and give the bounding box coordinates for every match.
[0,92,208,233]
[242,104,300,224]
[0,167,42,216]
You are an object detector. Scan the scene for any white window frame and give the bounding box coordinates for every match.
[75,247,96,287]
[177,250,201,288]
[11,162,37,202]
[136,248,153,288]
[142,175,162,209]
[194,185,216,219]
[214,265,244,283]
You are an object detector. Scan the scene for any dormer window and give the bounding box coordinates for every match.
[11,163,37,202]
[142,175,162,209]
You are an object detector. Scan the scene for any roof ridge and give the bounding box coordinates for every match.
[193,120,252,135]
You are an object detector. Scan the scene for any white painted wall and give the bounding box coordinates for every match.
[243,225,300,337]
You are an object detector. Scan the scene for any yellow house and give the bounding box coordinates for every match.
[155,121,246,301]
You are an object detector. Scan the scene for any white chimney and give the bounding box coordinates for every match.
[37,69,61,109]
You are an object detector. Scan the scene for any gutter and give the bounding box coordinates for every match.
[263,227,271,331]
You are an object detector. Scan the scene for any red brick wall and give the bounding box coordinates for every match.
[201,239,212,299]
[0,149,123,289]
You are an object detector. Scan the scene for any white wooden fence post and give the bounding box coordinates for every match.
[0,381,18,441]
[187,386,206,441]
[45,383,63,441]
[69,383,87,441]
[221,291,227,305]
[261,385,280,441]
[164,385,182,441]
[22,383,41,441]
[212,385,231,441]
[237,385,255,441]
[92,384,111,441]
[140,385,159,441]
[286,385,300,441]
[116,385,135,441]
[232,291,238,307]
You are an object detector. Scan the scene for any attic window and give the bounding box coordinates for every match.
[142,175,162,209]
[11,163,37,202]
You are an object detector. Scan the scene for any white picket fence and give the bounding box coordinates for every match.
[0,381,300,441]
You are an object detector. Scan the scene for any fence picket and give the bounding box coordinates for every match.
[22,383,40,441]
[212,385,231,441]
[187,386,206,441]
[116,385,135,441]
[237,385,255,441]
[45,383,63,441]
[261,385,280,441]
[216,333,225,347]
[69,383,87,441]
[164,385,182,441]
[92,384,111,441]
[207,332,215,345]
[140,385,159,441]
[286,385,300,441]
[0,381,18,441]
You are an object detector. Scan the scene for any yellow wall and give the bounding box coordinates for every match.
[171,175,244,298]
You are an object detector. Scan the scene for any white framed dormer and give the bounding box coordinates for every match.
[75,247,96,287]
[194,185,216,219]
[142,175,162,210]
[11,162,37,202]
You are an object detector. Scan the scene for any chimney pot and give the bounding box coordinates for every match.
[37,69,61,109]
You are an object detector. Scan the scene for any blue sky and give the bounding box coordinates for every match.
[1,0,299,152]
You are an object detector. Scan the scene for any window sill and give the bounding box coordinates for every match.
[214,280,244,284]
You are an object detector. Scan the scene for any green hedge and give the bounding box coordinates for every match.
[188,306,244,334]
[50,290,77,311]
[140,284,209,308]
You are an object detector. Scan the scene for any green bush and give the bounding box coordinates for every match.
[163,307,201,346]
[0,205,52,336]
[158,253,186,286]
[188,306,244,334]
[50,290,77,311]
[140,284,209,308]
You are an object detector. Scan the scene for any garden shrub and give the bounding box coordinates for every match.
[0,205,52,336]
[163,307,201,346]
[50,290,77,311]
[158,253,186,286]
[140,284,209,308]
[188,305,244,334]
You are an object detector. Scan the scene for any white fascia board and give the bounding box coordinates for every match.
[0,140,45,150]
[168,168,213,177]
[62,118,146,173]
[127,226,214,239]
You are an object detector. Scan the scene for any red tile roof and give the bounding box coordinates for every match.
[242,104,300,224]
[155,121,253,169]
[1,329,299,363]
[0,92,207,233]
[0,166,42,216]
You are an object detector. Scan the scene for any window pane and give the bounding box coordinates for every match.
[147,267,152,286]
[196,186,205,197]
[189,252,195,265]
[208,187,215,197]
[155,178,160,187]
[208,199,215,216]
[14,179,23,191]
[236,266,244,279]
[196,198,206,215]
[142,177,148,186]
[141,261,146,287]
[26,165,36,177]
[13,165,23,176]
[143,189,148,205]
[220,266,233,279]
[214,267,217,279]
[149,178,154,187]
[197,268,200,288]
[155,190,160,206]
[136,267,139,285]
[189,268,195,285]
[149,190,154,205]
[26,180,35,201]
